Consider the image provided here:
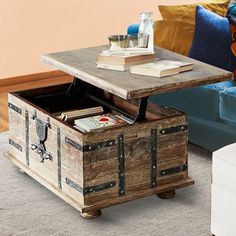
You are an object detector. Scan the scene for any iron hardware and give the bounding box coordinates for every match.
[160,164,188,176]
[65,178,116,195]
[31,110,51,162]
[8,102,22,114]
[160,125,188,135]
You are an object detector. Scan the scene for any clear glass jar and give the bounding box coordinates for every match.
[139,12,154,52]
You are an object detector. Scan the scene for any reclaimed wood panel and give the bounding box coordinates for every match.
[8,87,193,216]
[41,45,233,99]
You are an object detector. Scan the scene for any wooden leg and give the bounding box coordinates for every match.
[157,190,176,199]
[0,93,9,132]
[80,209,102,219]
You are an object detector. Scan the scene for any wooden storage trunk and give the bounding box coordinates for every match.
[7,82,193,218]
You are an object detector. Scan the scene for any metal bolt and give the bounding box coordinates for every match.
[31,144,37,150]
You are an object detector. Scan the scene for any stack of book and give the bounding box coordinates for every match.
[96,49,156,71]
[57,106,104,122]
[130,60,193,78]
[74,113,128,132]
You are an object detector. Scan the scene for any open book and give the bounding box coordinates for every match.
[130,60,193,77]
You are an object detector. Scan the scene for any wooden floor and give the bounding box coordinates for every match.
[0,71,73,132]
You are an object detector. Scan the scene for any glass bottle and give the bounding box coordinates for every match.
[139,12,154,52]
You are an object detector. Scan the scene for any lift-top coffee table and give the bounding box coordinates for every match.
[7,45,232,218]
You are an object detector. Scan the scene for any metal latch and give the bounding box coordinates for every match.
[31,110,52,162]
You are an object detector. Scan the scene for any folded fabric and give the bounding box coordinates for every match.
[189,5,231,71]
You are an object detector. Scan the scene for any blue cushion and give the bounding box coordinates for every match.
[127,24,139,35]
[228,1,236,15]
[150,81,235,121]
[189,5,231,71]
[219,86,236,126]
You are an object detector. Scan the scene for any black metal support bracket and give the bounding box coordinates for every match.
[134,96,149,122]
[66,77,149,123]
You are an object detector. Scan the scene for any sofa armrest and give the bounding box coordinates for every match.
[150,81,235,121]
[219,86,236,127]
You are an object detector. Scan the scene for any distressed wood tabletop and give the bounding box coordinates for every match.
[41,45,233,100]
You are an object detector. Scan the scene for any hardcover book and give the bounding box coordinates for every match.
[96,50,156,71]
[130,60,193,77]
[57,106,104,122]
[97,52,156,65]
[74,113,128,132]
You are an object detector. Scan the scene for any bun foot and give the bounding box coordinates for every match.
[80,209,102,219]
[157,190,176,199]
[18,168,25,174]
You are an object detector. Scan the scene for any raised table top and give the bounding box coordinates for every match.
[41,45,233,100]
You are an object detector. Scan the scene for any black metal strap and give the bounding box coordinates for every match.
[160,164,188,176]
[8,102,22,114]
[9,139,22,152]
[25,110,29,165]
[118,134,125,196]
[65,178,116,195]
[65,137,116,152]
[160,125,188,135]
[57,128,62,189]
[150,129,157,188]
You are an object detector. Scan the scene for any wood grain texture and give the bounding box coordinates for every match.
[41,45,233,99]
[5,151,194,214]
[0,93,8,131]
[8,86,194,215]
[0,70,73,132]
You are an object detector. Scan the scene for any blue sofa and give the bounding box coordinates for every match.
[128,14,236,152]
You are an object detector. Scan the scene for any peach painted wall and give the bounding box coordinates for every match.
[0,0,200,78]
